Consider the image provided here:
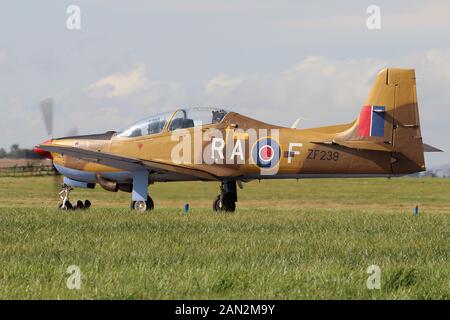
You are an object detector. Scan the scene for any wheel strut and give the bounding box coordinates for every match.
[130,170,154,212]
[213,180,237,212]
[58,184,73,210]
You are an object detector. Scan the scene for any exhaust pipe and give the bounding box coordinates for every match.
[95,174,119,192]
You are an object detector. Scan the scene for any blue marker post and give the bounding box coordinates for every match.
[183,203,190,214]
[413,205,419,216]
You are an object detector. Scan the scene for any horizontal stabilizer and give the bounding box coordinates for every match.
[312,140,393,152]
[423,143,443,152]
[313,140,443,153]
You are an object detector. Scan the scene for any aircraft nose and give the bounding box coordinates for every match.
[33,139,53,159]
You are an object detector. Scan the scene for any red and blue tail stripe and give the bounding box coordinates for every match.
[358,105,385,137]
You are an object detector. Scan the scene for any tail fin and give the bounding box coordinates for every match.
[334,68,425,174]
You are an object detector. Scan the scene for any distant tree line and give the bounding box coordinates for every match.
[0,144,42,159]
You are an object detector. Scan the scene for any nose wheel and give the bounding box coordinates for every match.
[213,180,237,213]
[58,184,91,211]
[130,195,154,213]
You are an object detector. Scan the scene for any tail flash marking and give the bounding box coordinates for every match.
[358,105,385,137]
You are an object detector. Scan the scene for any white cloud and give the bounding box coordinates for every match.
[60,63,188,136]
[203,55,386,126]
[88,63,149,98]
[86,63,186,111]
[205,73,244,95]
[203,50,450,123]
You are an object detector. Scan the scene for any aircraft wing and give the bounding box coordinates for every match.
[38,144,225,181]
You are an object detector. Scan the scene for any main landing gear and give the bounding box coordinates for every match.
[58,184,91,210]
[129,170,155,213]
[130,195,154,213]
[213,180,237,213]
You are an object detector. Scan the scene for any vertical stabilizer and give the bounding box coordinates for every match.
[334,68,425,174]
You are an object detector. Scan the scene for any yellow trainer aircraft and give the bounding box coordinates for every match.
[34,68,441,212]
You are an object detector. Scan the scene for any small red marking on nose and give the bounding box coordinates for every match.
[33,139,54,159]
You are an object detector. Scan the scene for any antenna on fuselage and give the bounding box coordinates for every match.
[291,118,302,129]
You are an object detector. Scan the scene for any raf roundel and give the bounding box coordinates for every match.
[259,145,274,162]
[252,137,281,168]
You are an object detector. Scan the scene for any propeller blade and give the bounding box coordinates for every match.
[40,97,54,137]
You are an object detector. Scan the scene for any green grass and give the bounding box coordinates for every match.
[0,177,449,299]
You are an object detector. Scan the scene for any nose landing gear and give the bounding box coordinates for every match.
[58,184,73,210]
[58,184,91,211]
[213,180,237,213]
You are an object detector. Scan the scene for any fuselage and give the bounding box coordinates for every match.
[48,110,412,187]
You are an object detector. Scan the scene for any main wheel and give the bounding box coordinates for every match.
[134,201,147,212]
[212,195,221,212]
[58,201,73,210]
[222,193,236,212]
[76,200,85,210]
[131,195,154,212]
[84,200,91,209]
[212,194,236,212]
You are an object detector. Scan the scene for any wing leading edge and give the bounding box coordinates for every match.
[38,144,228,181]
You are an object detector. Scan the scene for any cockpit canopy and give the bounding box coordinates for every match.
[117,107,229,138]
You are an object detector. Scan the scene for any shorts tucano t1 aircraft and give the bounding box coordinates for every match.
[34,68,442,212]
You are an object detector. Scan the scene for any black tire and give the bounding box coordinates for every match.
[146,195,154,210]
[222,193,236,212]
[84,200,91,209]
[212,195,221,212]
[76,200,84,210]
[58,201,73,210]
[213,194,236,212]
[130,195,154,211]
[225,202,236,212]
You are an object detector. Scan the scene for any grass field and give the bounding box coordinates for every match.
[0,176,449,299]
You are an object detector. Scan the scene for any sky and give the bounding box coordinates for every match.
[1,0,449,167]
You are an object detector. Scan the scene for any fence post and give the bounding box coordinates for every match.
[0,164,59,177]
